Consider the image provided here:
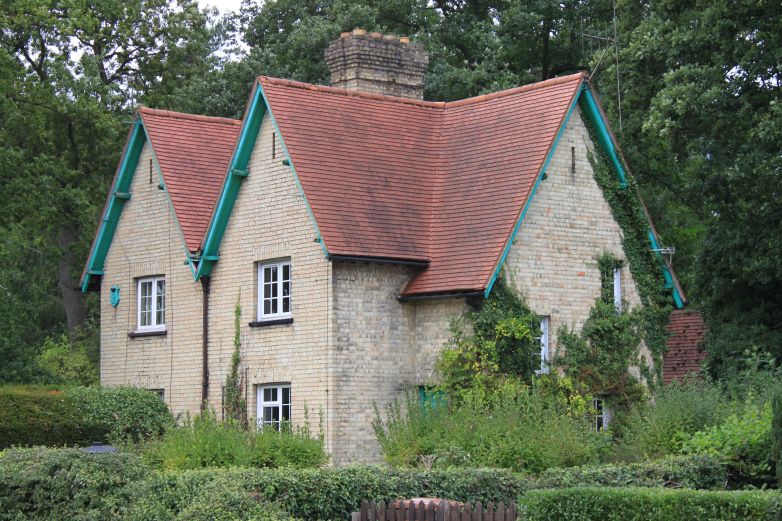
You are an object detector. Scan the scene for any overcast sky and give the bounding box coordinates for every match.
[198,0,245,15]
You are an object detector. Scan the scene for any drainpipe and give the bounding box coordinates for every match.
[200,276,211,411]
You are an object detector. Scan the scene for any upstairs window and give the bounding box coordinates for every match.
[137,276,165,331]
[257,384,291,430]
[613,268,622,313]
[536,317,550,375]
[257,260,291,321]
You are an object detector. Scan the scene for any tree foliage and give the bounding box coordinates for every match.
[1,0,780,384]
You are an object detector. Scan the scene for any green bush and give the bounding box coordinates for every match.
[129,475,300,521]
[681,400,775,488]
[532,455,727,490]
[520,487,782,521]
[616,378,727,460]
[0,385,173,448]
[141,410,327,470]
[772,383,782,488]
[67,386,174,443]
[0,447,148,521]
[0,386,98,448]
[129,466,524,521]
[373,381,608,473]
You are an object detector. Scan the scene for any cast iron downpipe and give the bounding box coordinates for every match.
[200,276,211,411]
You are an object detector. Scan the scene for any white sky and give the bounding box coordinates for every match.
[198,0,246,15]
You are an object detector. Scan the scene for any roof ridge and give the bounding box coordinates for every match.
[137,106,242,126]
[258,71,588,110]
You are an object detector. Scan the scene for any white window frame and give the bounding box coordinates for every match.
[136,276,166,331]
[256,384,291,430]
[593,398,611,431]
[613,267,622,313]
[536,317,550,375]
[257,260,292,321]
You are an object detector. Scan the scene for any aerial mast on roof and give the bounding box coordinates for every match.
[581,0,623,132]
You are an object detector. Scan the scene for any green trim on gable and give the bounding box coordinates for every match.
[195,85,266,280]
[483,84,585,297]
[81,121,146,292]
[483,80,684,310]
[194,81,328,280]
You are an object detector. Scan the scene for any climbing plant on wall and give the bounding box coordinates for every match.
[581,108,674,386]
[438,276,541,392]
[224,296,248,428]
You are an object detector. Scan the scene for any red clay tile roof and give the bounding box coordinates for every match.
[663,310,707,384]
[139,107,242,252]
[259,73,586,295]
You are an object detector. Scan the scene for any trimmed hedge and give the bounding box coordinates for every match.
[0,447,148,521]
[520,487,782,521]
[128,466,524,521]
[0,385,174,448]
[532,455,726,490]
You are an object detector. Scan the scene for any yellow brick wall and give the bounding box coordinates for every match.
[100,141,204,415]
[504,106,652,371]
[205,115,335,453]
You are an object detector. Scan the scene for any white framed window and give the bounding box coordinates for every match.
[257,260,291,320]
[593,398,611,431]
[613,268,622,313]
[257,384,291,430]
[136,276,165,331]
[536,317,550,375]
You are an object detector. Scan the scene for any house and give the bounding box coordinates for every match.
[81,29,687,464]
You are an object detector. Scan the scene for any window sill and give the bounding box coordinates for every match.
[128,329,167,338]
[249,317,293,328]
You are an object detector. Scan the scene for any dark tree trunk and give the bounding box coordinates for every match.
[57,227,87,337]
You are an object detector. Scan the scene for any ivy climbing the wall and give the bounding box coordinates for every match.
[580,103,674,386]
[224,296,248,428]
[556,252,647,420]
[438,276,541,393]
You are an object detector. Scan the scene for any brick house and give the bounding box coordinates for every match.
[81,30,688,464]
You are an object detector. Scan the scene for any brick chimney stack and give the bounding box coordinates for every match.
[324,28,428,100]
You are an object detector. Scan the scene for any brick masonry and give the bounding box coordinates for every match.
[325,30,429,100]
[99,103,652,465]
[100,142,204,413]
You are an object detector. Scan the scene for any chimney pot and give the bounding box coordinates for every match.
[325,28,428,100]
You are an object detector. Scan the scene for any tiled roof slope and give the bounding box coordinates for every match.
[139,107,242,252]
[260,73,585,295]
[663,310,707,384]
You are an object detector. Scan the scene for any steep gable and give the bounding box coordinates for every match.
[81,109,241,290]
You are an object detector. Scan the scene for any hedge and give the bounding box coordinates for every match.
[532,455,726,490]
[0,385,173,448]
[128,466,523,521]
[0,447,148,521]
[520,487,782,521]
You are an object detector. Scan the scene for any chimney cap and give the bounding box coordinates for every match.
[351,28,367,36]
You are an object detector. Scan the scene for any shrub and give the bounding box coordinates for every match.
[373,380,607,473]
[0,386,97,448]
[37,333,98,386]
[128,475,300,521]
[129,466,524,521]
[681,400,775,488]
[532,455,726,490]
[773,383,782,487]
[66,386,174,443]
[0,447,148,521]
[0,385,173,448]
[617,378,728,460]
[141,410,327,470]
[520,487,782,521]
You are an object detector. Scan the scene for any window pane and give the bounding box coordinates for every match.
[156,279,165,325]
[282,264,290,281]
[263,300,271,315]
[270,296,277,314]
[263,406,273,423]
[140,281,152,327]
[282,405,290,421]
[263,388,272,402]
[282,294,290,313]
[282,387,290,405]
